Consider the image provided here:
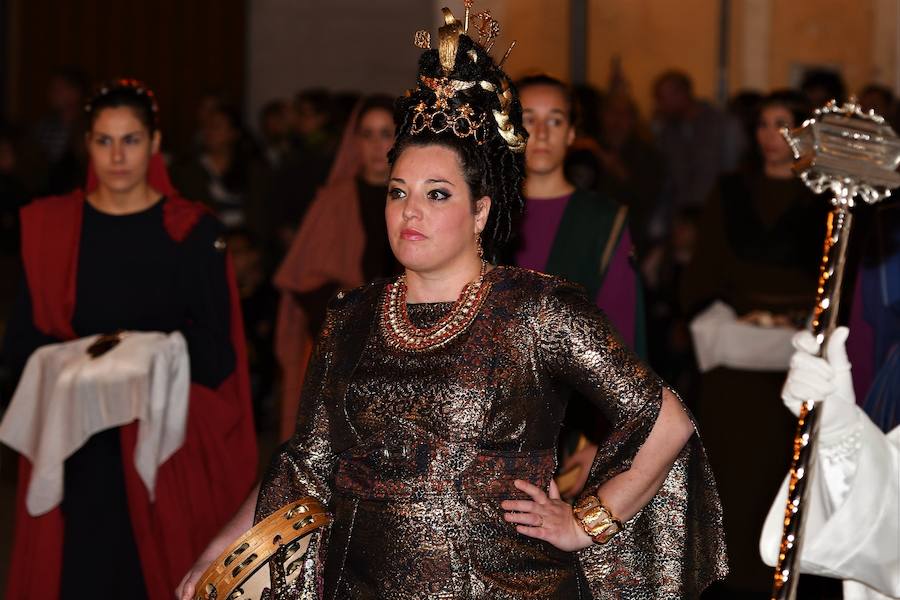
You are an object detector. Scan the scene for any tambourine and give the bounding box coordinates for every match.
[195,497,330,600]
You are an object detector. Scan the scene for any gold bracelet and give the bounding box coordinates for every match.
[573,495,624,544]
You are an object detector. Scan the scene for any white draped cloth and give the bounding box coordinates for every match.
[0,331,190,516]
[760,409,900,599]
[689,300,798,373]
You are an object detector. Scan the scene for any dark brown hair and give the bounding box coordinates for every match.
[86,79,159,133]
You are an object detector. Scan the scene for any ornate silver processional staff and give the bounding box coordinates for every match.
[772,100,900,600]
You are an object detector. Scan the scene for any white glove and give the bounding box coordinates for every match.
[781,326,860,440]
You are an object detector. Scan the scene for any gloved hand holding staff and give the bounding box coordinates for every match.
[771,99,900,600]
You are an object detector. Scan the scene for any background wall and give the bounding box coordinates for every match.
[246,0,900,123]
[585,0,899,116]
[5,0,246,152]
[587,0,721,115]
[246,0,431,133]
[478,0,571,82]
[5,0,900,148]
[244,0,569,132]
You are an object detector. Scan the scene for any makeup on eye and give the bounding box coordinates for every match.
[387,186,449,201]
[427,188,451,201]
[388,176,456,201]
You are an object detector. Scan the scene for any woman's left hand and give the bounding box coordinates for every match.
[501,479,593,552]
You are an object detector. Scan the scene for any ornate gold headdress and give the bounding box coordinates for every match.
[408,2,526,153]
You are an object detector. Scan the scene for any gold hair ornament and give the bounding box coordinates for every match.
[493,79,526,153]
[410,77,487,143]
[471,10,501,51]
[439,8,463,75]
[414,30,431,49]
[407,3,526,153]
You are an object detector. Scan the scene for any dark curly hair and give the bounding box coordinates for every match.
[86,79,159,134]
[388,31,527,263]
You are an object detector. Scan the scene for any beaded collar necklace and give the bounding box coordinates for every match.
[380,261,491,352]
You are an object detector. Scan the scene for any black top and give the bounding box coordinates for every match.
[719,173,827,269]
[681,172,828,319]
[2,197,234,393]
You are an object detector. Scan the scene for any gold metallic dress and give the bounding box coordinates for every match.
[257,267,727,599]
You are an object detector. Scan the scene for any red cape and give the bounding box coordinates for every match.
[6,155,258,599]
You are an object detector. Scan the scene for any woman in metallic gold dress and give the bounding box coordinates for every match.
[179,5,727,599]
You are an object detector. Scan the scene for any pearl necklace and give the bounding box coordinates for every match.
[380,261,492,352]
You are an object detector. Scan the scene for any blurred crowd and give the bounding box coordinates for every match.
[2,64,898,430]
[1,62,898,598]
[2,65,897,405]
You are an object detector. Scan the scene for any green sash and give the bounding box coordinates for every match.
[545,189,623,297]
[542,189,647,358]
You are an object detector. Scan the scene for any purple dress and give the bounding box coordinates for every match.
[515,194,637,348]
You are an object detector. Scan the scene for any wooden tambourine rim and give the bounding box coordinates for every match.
[195,497,330,600]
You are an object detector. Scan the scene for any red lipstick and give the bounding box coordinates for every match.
[400,228,426,241]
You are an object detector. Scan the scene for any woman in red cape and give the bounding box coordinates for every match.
[2,80,257,599]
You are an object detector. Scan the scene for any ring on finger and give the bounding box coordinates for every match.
[537,514,544,527]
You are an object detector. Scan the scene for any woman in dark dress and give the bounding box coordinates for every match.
[1,80,257,600]
[181,8,727,599]
[680,90,831,598]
